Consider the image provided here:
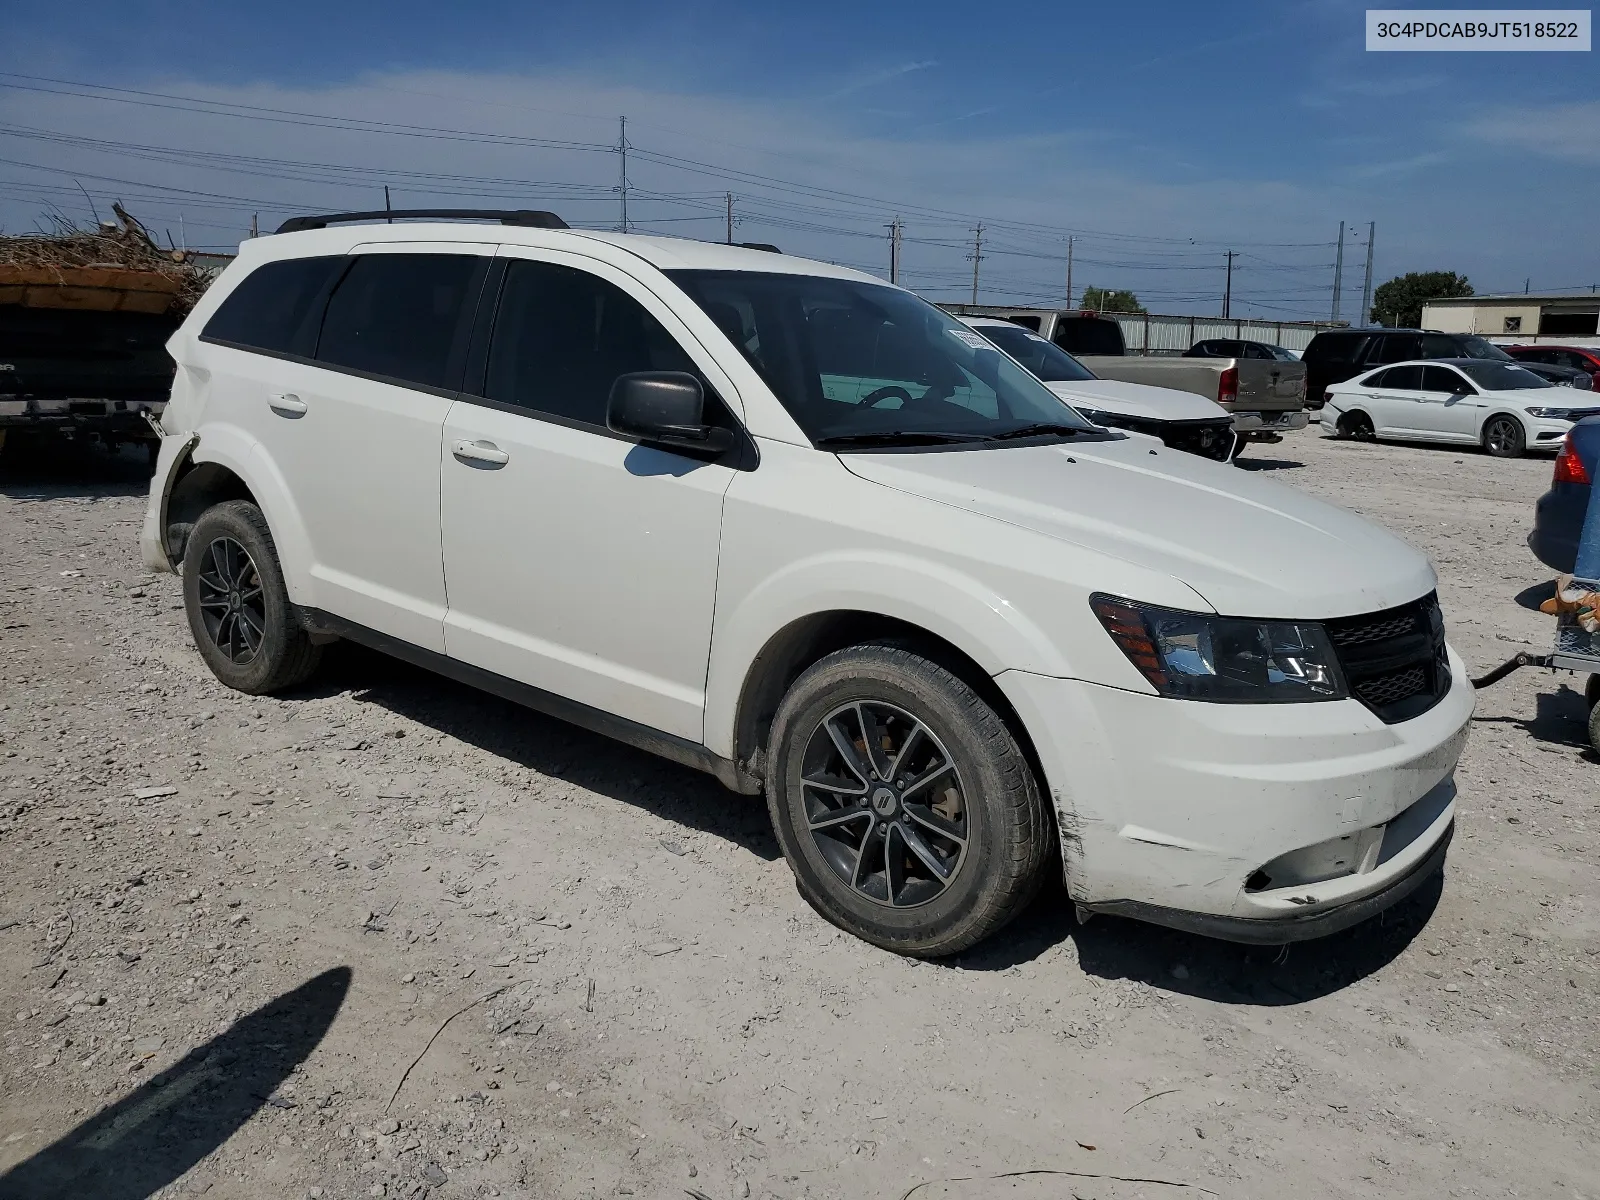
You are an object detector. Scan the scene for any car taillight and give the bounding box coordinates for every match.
[1219,365,1239,405]
[1554,435,1590,485]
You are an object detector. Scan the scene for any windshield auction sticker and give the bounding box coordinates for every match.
[1367,9,1590,49]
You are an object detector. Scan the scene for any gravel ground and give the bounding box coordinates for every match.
[0,427,1595,1200]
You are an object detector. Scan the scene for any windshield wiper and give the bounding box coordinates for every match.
[984,423,1092,442]
[814,430,990,449]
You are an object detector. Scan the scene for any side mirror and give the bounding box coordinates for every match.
[607,372,734,454]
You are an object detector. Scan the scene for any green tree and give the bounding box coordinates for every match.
[1080,286,1146,314]
[1371,271,1473,328]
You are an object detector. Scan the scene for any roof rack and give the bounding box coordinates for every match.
[275,209,568,234]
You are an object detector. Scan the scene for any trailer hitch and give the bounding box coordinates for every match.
[1471,651,1553,690]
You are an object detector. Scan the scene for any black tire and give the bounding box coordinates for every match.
[1588,700,1600,757]
[1483,415,1526,458]
[1337,410,1374,440]
[181,500,321,694]
[766,643,1052,957]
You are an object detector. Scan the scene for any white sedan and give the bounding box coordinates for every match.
[1320,357,1600,458]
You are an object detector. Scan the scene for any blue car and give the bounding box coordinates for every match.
[1529,416,1600,572]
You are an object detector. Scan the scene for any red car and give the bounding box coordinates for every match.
[1506,344,1600,388]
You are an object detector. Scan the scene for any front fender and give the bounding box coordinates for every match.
[702,550,1070,761]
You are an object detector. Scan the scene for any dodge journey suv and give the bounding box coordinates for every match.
[143,210,1473,956]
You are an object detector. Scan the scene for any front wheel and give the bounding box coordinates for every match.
[766,644,1053,957]
[1483,415,1526,458]
[181,500,322,694]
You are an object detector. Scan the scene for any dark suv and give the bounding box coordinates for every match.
[1302,328,1592,408]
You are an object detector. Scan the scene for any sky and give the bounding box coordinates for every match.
[1,0,1596,321]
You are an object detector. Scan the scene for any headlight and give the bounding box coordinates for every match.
[1091,594,1346,703]
[1526,407,1577,419]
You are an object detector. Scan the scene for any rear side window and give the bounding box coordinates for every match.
[315,254,483,391]
[1385,365,1423,390]
[1053,317,1123,356]
[1305,333,1364,363]
[1371,335,1421,364]
[202,256,342,354]
[484,259,701,426]
[1422,365,1469,393]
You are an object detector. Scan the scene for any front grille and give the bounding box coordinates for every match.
[1325,593,1450,724]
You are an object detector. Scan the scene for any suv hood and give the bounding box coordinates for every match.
[1046,379,1229,422]
[840,438,1435,620]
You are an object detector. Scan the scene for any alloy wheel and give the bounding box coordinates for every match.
[195,536,266,664]
[798,700,969,908]
[1486,418,1521,456]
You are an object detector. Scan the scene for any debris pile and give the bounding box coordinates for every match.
[0,203,212,315]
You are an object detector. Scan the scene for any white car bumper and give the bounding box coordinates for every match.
[997,645,1474,943]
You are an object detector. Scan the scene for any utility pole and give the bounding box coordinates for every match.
[1358,221,1376,326]
[384,185,392,223]
[1222,250,1238,318]
[886,218,902,284]
[725,193,734,244]
[617,115,630,234]
[249,212,258,239]
[1331,221,1345,322]
[1524,277,1531,295]
[1065,235,1075,308]
[967,224,984,305]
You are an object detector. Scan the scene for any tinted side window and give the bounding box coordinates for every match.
[1386,365,1423,390]
[1053,318,1123,356]
[202,256,342,354]
[1007,315,1042,332]
[485,259,701,425]
[316,254,482,390]
[1365,368,1391,388]
[1372,335,1421,364]
[1305,333,1363,363]
[1423,365,1469,392]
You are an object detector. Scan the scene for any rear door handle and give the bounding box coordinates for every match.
[452,439,510,467]
[269,393,308,417]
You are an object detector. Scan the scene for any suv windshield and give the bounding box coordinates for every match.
[668,271,1102,447]
[1460,335,1515,362]
[967,323,1098,382]
[1459,362,1552,390]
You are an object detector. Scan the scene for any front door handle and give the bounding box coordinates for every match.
[452,439,510,467]
[269,393,308,417]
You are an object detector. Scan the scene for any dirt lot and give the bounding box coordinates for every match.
[1,428,1595,1200]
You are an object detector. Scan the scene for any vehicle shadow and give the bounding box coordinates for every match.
[299,643,781,861]
[948,867,1440,1004]
[1067,872,1440,1004]
[1234,456,1304,472]
[1473,683,1590,749]
[0,433,151,501]
[0,966,351,1200]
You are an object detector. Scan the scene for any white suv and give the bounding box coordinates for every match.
[143,210,1473,956]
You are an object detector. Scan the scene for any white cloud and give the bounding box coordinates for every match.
[1466,101,1600,165]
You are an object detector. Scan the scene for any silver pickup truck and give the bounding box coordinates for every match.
[942,305,1309,451]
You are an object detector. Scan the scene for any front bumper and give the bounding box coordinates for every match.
[996,646,1474,943]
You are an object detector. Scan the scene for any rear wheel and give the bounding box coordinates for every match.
[1337,410,1374,440]
[766,643,1052,957]
[181,500,321,694]
[1483,416,1526,458]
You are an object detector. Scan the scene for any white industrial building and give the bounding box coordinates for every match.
[1422,292,1600,343]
